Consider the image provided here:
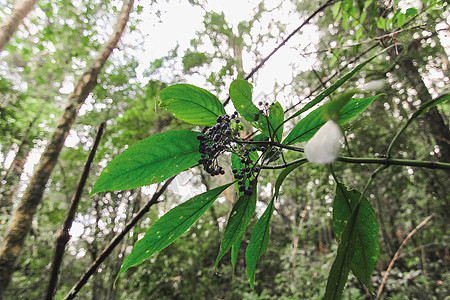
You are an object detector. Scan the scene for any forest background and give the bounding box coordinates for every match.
[0,0,449,299]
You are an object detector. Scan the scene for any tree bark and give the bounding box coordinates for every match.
[0,0,134,296]
[395,55,450,163]
[0,0,37,52]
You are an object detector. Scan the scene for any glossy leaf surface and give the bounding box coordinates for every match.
[216,189,257,267]
[283,95,379,145]
[333,183,379,292]
[159,84,226,126]
[91,130,201,195]
[246,198,274,289]
[117,183,233,279]
[324,201,360,300]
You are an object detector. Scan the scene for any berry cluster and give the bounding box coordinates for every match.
[197,113,238,176]
[197,112,262,196]
[232,154,259,196]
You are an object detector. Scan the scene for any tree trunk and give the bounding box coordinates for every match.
[0,0,37,52]
[395,56,450,163]
[383,38,450,164]
[0,0,134,295]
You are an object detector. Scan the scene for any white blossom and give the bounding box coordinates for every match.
[304,120,343,164]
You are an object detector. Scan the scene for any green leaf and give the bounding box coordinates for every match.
[376,17,386,30]
[244,159,306,288]
[397,13,406,27]
[406,7,418,16]
[116,183,233,280]
[324,91,356,120]
[231,238,242,274]
[159,84,226,126]
[283,95,380,145]
[359,11,367,24]
[229,79,270,137]
[363,0,374,9]
[91,130,201,195]
[355,27,364,40]
[332,2,341,18]
[216,188,257,268]
[324,201,360,300]
[268,102,284,142]
[246,197,275,289]
[333,183,379,292]
[330,54,338,67]
[342,14,349,31]
[413,93,450,118]
[284,55,376,125]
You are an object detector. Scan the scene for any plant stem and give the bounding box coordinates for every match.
[261,156,450,170]
[386,118,413,158]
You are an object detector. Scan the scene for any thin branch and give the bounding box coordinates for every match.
[261,156,450,170]
[45,122,105,300]
[376,214,435,299]
[299,25,448,56]
[285,44,379,114]
[223,0,337,107]
[63,177,175,300]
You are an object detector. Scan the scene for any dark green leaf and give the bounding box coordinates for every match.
[231,238,241,274]
[229,79,270,137]
[159,84,226,126]
[333,183,379,292]
[215,189,257,267]
[91,130,201,195]
[406,7,418,16]
[246,198,275,289]
[116,183,233,280]
[283,95,380,145]
[284,55,376,124]
[244,159,306,288]
[324,201,360,300]
[268,102,284,142]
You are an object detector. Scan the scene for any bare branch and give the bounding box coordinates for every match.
[376,214,435,299]
[45,122,105,300]
[63,177,175,300]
